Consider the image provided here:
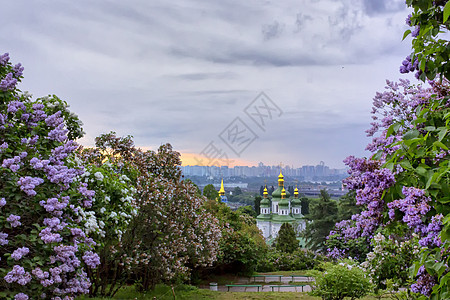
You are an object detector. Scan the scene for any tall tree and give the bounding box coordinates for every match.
[303,190,338,251]
[337,190,362,221]
[300,197,310,215]
[275,223,298,253]
[233,186,242,196]
[203,184,219,200]
[254,195,262,215]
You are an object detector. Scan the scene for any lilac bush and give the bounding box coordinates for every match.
[327,76,449,296]
[0,53,98,299]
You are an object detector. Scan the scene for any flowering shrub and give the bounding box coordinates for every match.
[308,260,372,300]
[360,231,420,293]
[326,72,450,297]
[0,53,99,299]
[76,141,139,296]
[85,133,222,292]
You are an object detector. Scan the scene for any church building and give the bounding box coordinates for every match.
[256,171,306,240]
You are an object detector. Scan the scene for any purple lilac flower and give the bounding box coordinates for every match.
[39,228,62,244]
[0,53,9,65]
[0,197,6,207]
[52,245,81,273]
[32,267,49,280]
[14,293,28,300]
[412,25,420,37]
[29,135,39,145]
[411,265,436,296]
[17,176,44,196]
[4,265,32,285]
[43,217,66,231]
[11,247,30,260]
[39,197,69,216]
[78,183,95,208]
[327,247,345,260]
[45,111,64,127]
[406,14,412,26]
[13,63,24,78]
[83,251,101,269]
[0,232,8,245]
[48,123,68,142]
[0,73,18,91]
[419,214,443,247]
[55,270,91,294]
[2,155,21,170]
[7,214,22,227]
[387,187,431,232]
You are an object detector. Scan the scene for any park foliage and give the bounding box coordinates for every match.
[2,1,450,299]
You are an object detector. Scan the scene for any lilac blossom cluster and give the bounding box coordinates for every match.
[387,187,431,232]
[365,79,432,156]
[400,55,419,74]
[419,214,443,247]
[411,265,436,296]
[11,247,30,261]
[341,156,395,238]
[4,265,32,285]
[0,53,99,298]
[327,247,345,260]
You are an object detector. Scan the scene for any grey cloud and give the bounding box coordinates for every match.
[262,21,285,40]
[295,13,313,32]
[175,72,238,80]
[362,0,405,16]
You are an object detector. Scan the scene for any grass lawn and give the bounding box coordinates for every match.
[77,284,380,300]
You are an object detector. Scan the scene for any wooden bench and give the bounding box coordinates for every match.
[290,275,310,282]
[270,284,306,292]
[250,274,283,282]
[226,284,262,292]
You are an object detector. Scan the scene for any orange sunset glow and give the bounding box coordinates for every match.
[180,152,256,168]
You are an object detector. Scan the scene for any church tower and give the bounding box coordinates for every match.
[256,185,271,238]
[218,179,227,203]
[291,187,306,232]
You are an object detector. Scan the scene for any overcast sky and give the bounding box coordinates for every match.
[1,0,416,168]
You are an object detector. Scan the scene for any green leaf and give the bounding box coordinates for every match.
[403,29,411,40]
[415,166,427,176]
[438,127,447,141]
[403,129,420,140]
[426,171,435,189]
[439,197,450,204]
[400,160,413,170]
[444,1,450,23]
[433,140,449,150]
[385,162,394,171]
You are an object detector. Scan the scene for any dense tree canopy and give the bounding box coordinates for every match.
[303,190,338,251]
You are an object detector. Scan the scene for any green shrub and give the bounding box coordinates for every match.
[256,249,326,272]
[308,261,372,300]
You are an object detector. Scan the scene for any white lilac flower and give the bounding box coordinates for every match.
[94,172,104,181]
[99,207,106,214]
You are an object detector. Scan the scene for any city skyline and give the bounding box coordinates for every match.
[181,161,346,179]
